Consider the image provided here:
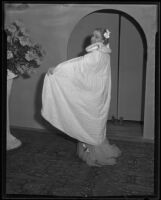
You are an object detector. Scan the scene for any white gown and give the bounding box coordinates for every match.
[41,43,121,166]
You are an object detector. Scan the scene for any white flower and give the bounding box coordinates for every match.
[19,36,32,46]
[104,29,111,39]
[17,65,26,74]
[25,51,35,61]
[7,50,13,59]
[35,58,41,65]
[7,24,17,34]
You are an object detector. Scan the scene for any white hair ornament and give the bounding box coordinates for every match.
[104,29,111,39]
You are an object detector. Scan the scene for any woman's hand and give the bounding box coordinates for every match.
[47,67,55,76]
[85,42,103,52]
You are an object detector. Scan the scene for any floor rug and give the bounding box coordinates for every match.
[6,128,154,197]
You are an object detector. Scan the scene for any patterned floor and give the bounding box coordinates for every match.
[6,128,154,197]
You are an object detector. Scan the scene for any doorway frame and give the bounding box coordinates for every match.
[67,8,156,141]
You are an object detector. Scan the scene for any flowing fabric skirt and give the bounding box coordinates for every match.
[77,139,121,166]
[42,52,121,166]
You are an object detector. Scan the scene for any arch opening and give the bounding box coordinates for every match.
[67,9,148,138]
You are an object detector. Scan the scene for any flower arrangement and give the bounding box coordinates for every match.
[5,20,46,76]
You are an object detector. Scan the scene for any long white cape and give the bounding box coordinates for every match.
[41,45,111,145]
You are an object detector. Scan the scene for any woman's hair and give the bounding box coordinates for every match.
[94,28,109,45]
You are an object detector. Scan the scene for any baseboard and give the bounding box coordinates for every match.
[106,133,154,143]
[10,125,50,133]
[10,125,154,144]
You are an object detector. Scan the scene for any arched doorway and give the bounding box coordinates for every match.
[67,9,147,137]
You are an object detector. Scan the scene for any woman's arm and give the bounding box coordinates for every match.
[85,42,103,52]
[47,56,84,76]
[47,43,103,75]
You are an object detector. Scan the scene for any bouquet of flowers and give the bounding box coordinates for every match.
[5,20,46,76]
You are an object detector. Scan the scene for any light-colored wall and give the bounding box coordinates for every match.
[5,4,157,140]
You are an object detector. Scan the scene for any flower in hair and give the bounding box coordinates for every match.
[104,29,111,39]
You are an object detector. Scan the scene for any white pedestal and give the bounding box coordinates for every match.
[7,74,22,151]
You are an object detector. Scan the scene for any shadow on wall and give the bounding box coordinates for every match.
[33,72,78,143]
[78,35,91,57]
[34,73,51,129]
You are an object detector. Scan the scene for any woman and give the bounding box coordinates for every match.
[41,28,121,166]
